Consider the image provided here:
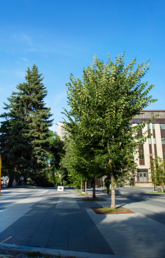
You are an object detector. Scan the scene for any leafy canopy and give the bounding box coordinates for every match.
[61,52,157,202]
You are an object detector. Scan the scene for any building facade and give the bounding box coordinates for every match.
[58,110,165,186]
[58,122,67,141]
[130,110,165,186]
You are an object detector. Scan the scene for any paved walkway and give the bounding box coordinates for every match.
[0,187,165,258]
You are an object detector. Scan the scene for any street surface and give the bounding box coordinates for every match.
[0,186,165,258]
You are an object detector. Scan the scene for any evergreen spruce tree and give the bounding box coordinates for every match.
[0,92,31,187]
[0,65,53,186]
[20,65,53,184]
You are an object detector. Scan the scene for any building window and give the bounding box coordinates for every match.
[152,119,165,124]
[148,125,152,157]
[160,124,165,160]
[149,144,152,155]
[147,123,151,137]
[139,145,145,165]
[152,123,155,138]
[160,124,165,130]
[162,138,165,144]
[162,144,165,160]
[151,123,157,156]
[137,129,142,136]
[154,144,157,155]
[138,129,145,165]
[161,130,165,138]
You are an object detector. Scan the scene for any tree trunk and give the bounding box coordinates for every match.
[161,182,164,193]
[81,181,82,191]
[107,144,115,208]
[8,177,13,188]
[85,180,87,194]
[24,175,27,185]
[111,173,115,208]
[52,170,55,185]
[93,177,96,198]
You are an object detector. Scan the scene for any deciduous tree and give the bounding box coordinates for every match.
[61,52,157,207]
[151,156,165,193]
[46,130,65,185]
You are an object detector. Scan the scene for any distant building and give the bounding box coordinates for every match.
[58,111,165,187]
[58,122,67,140]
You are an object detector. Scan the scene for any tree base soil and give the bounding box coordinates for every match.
[82,197,106,201]
[79,193,92,196]
[91,206,135,214]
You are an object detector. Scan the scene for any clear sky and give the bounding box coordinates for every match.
[0,0,164,133]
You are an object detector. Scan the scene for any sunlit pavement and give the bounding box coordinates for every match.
[0,187,165,258]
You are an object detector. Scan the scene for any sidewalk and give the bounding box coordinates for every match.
[0,187,165,258]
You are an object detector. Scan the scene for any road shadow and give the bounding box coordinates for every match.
[0,188,165,257]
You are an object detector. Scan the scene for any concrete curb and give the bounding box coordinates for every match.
[0,243,132,258]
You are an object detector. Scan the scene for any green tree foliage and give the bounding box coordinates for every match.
[151,156,165,193]
[60,136,88,189]
[0,65,53,186]
[59,129,105,196]
[61,52,157,207]
[46,130,65,185]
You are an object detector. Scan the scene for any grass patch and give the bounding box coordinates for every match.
[79,192,90,196]
[98,206,128,212]
[92,206,135,214]
[149,191,165,194]
[75,189,81,193]
[75,189,90,196]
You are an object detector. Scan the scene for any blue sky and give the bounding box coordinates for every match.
[0,0,164,133]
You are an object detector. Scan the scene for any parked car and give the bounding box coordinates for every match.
[1,178,8,187]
